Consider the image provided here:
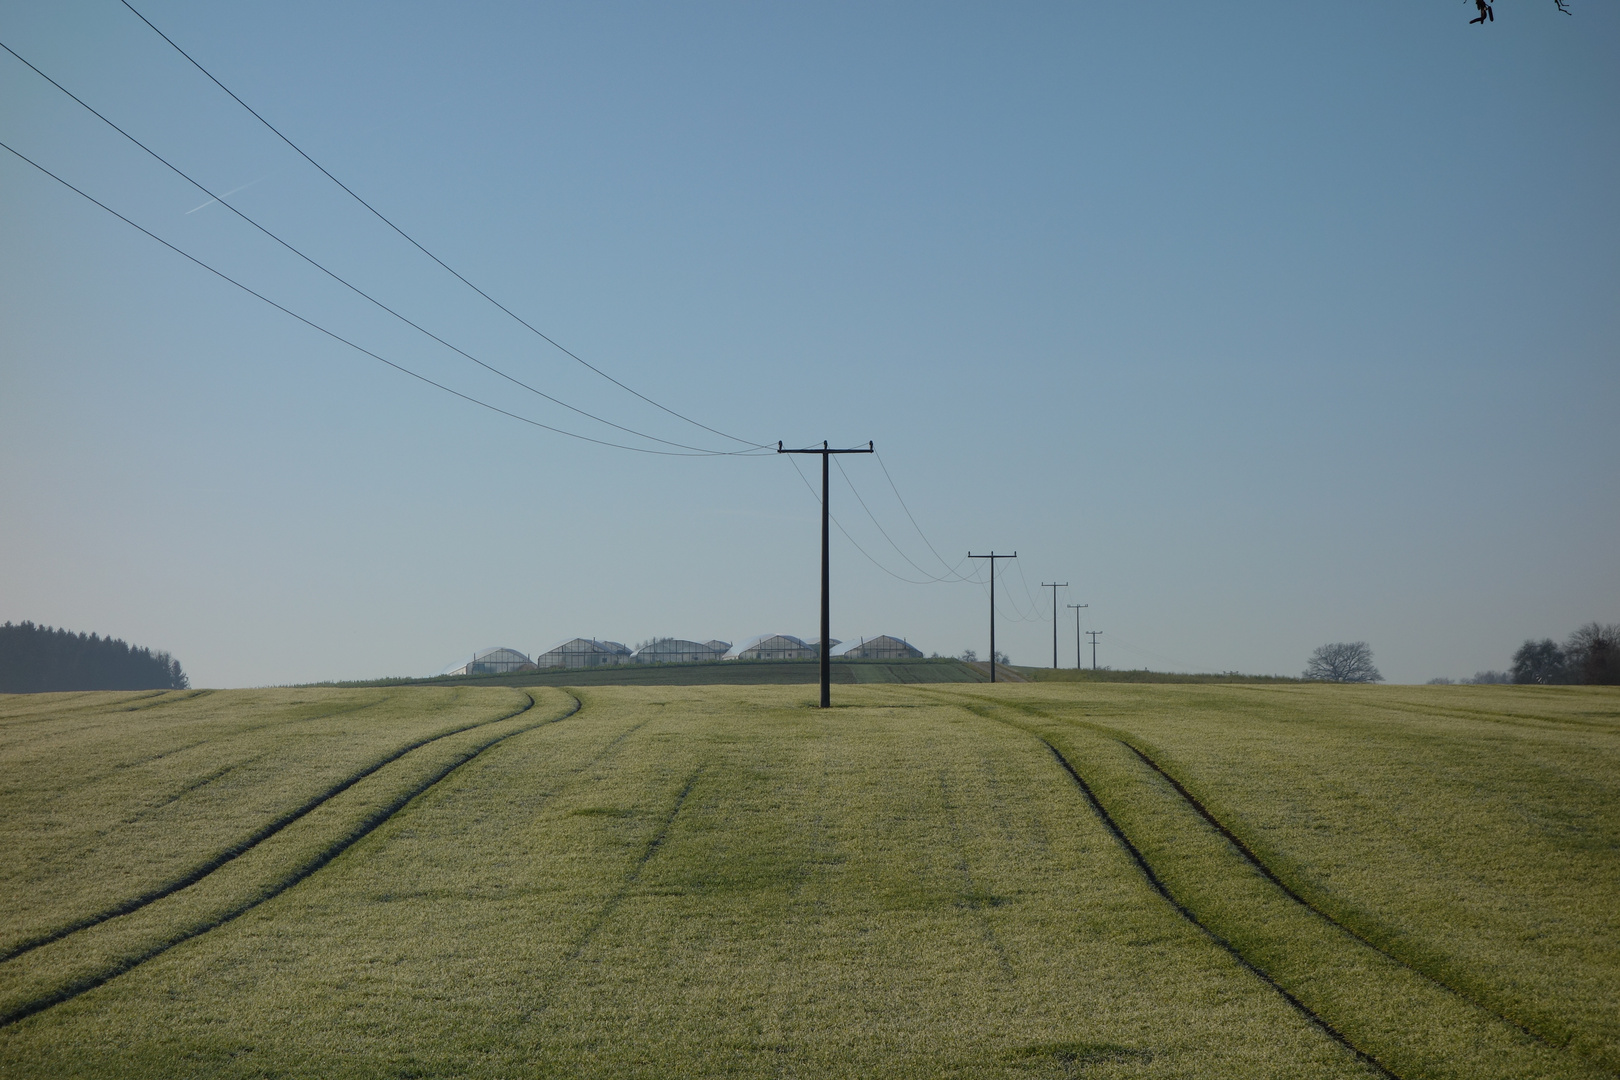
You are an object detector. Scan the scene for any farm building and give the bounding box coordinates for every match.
[726,634,839,661]
[440,647,536,676]
[535,638,632,669]
[835,635,923,660]
[631,639,731,664]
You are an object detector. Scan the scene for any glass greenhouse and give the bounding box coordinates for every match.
[440,647,536,676]
[726,634,839,661]
[835,635,923,660]
[630,639,731,664]
[535,638,633,669]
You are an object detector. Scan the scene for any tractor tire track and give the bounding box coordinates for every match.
[908,689,1399,1077]
[1033,735,1400,1080]
[939,689,1616,1077]
[4,692,395,797]
[999,684,1578,1059]
[0,689,547,965]
[975,691,1577,1057]
[1116,740,1560,1051]
[0,690,580,1029]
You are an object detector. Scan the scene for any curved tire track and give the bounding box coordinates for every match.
[1,690,540,964]
[1116,740,1561,1051]
[1033,736,1400,1080]
[940,689,1614,1077]
[978,691,1575,1058]
[0,691,580,1028]
[911,689,1400,1077]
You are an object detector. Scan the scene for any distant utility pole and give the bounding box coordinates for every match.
[1043,582,1068,669]
[967,551,1016,682]
[778,439,873,708]
[1068,603,1088,669]
[1086,630,1103,671]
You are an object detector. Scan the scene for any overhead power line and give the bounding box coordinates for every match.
[0,40,763,458]
[873,453,978,582]
[832,457,970,584]
[0,138,742,457]
[1011,557,1049,621]
[117,0,767,452]
[787,457,989,589]
[783,456,944,585]
[963,558,1042,624]
[962,557,1031,621]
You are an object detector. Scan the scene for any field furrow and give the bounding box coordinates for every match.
[0,692,546,963]
[0,689,582,1027]
[0,686,552,954]
[946,685,1619,1078]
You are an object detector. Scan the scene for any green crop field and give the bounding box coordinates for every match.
[0,683,1615,1079]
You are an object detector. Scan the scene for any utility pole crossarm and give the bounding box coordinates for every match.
[777,440,874,456]
[967,551,1016,682]
[777,439,874,708]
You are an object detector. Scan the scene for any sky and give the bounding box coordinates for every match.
[1,0,1616,687]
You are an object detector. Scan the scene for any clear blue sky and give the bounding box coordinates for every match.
[2,0,1615,686]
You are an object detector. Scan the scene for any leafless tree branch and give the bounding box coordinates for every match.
[1467,0,1571,23]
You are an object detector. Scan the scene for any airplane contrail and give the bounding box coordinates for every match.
[186,176,265,214]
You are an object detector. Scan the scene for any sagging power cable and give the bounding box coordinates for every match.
[783,455,949,585]
[971,560,1044,624]
[832,456,972,584]
[0,40,765,458]
[1011,557,1050,621]
[0,138,743,457]
[874,452,980,582]
[117,0,769,452]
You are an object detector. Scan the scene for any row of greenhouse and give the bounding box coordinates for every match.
[441,634,923,675]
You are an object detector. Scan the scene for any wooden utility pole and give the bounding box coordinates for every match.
[1043,582,1068,668]
[967,551,1016,682]
[1068,603,1088,669]
[1087,630,1103,670]
[777,440,873,707]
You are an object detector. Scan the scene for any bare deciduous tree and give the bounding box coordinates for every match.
[1466,0,1571,24]
[1303,642,1383,683]
[1565,622,1620,685]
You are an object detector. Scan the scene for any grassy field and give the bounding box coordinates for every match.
[0,682,1614,1078]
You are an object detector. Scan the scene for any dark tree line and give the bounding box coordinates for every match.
[0,621,189,694]
[1511,622,1620,685]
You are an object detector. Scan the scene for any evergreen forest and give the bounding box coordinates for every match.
[0,622,189,694]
